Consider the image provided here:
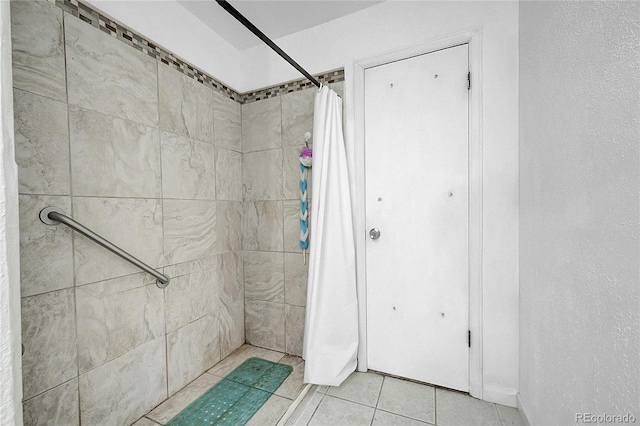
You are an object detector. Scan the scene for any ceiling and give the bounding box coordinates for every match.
[178,0,383,50]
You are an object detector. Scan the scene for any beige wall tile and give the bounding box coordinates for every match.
[69,107,161,198]
[218,252,243,307]
[330,81,345,98]
[161,131,216,200]
[242,97,281,152]
[284,253,308,307]
[163,199,217,264]
[21,289,77,399]
[219,298,245,359]
[159,65,214,142]
[76,275,165,373]
[14,90,69,195]
[23,379,79,426]
[217,201,242,254]
[243,201,284,252]
[244,251,284,303]
[243,149,283,201]
[216,147,242,201]
[65,16,158,127]
[281,88,315,146]
[284,200,310,253]
[167,314,220,396]
[164,265,218,333]
[19,195,73,297]
[163,256,216,279]
[79,338,167,426]
[11,0,66,102]
[213,91,241,152]
[285,304,305,357]
[245,300,285,352]
[73,197,164,286]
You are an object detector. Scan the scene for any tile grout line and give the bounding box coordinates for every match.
[60,7,84,424]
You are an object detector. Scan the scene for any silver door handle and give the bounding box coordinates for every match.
[369,228,381,240]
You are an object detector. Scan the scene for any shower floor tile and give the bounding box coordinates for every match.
[138,344,302,426]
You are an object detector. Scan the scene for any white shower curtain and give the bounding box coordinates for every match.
[303,85,358,386]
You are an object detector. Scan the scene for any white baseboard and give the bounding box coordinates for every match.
[482,386,517,407]
[516,393,532,426]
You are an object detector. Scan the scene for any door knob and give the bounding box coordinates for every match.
[369,228,381,240]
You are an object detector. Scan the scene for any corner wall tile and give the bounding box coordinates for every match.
[79,338,167,426]
[243,149,283,201]
[245,300,285,352]
[284,200,310,253]
[244,251,284,303]
[69,106,161,198]
[161,131,216,200]
[330,81,345,98]
[73,197,164,286]
[76,275,165,373]
[19,195,73,297]
[164,266,218,333]
[11,0,66,102]
[215,147,242,201]
[163,199,217,264]
[284,253,308,307]
[281,88,315,146]
[14,90,70,196]
[159,65,214,142]
[167,314,220,396]
[220,299,245,359]
[23,379,79,426]
[213,91,241,152]
[285,304,305,357]
[217,201,242,254]
[242,97,281,152]
[218,252,243,307]
[65,16,158,127]
[243,201,284,252]
[21,289,77,400]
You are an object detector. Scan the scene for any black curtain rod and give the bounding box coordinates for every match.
[216,0,322,88]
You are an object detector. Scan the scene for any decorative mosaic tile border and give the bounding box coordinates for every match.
[242,69,345,103]
[47,0,344,104]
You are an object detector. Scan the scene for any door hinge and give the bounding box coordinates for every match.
[468,330,471,347]
[467,72,471,90]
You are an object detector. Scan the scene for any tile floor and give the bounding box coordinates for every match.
[287,372,525,426]
[133,344,525,426]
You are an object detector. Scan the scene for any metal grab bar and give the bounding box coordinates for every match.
[39,207,170,288]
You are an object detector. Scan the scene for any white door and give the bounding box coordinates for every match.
[365,44,469,391]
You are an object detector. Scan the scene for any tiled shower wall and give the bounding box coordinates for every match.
[13,1,243,424]
[241,82,343,357]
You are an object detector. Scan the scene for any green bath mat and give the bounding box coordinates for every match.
[167,358,293,426]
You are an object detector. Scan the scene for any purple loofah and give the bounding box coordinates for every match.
[301,146,313,158]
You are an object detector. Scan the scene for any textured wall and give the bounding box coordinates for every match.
[241,83,343,357]
[12,1,243,424]
[519,1,640,424]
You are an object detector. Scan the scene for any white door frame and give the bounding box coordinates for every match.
[351,28,483,399]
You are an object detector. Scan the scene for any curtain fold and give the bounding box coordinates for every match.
[302,86,358,386]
